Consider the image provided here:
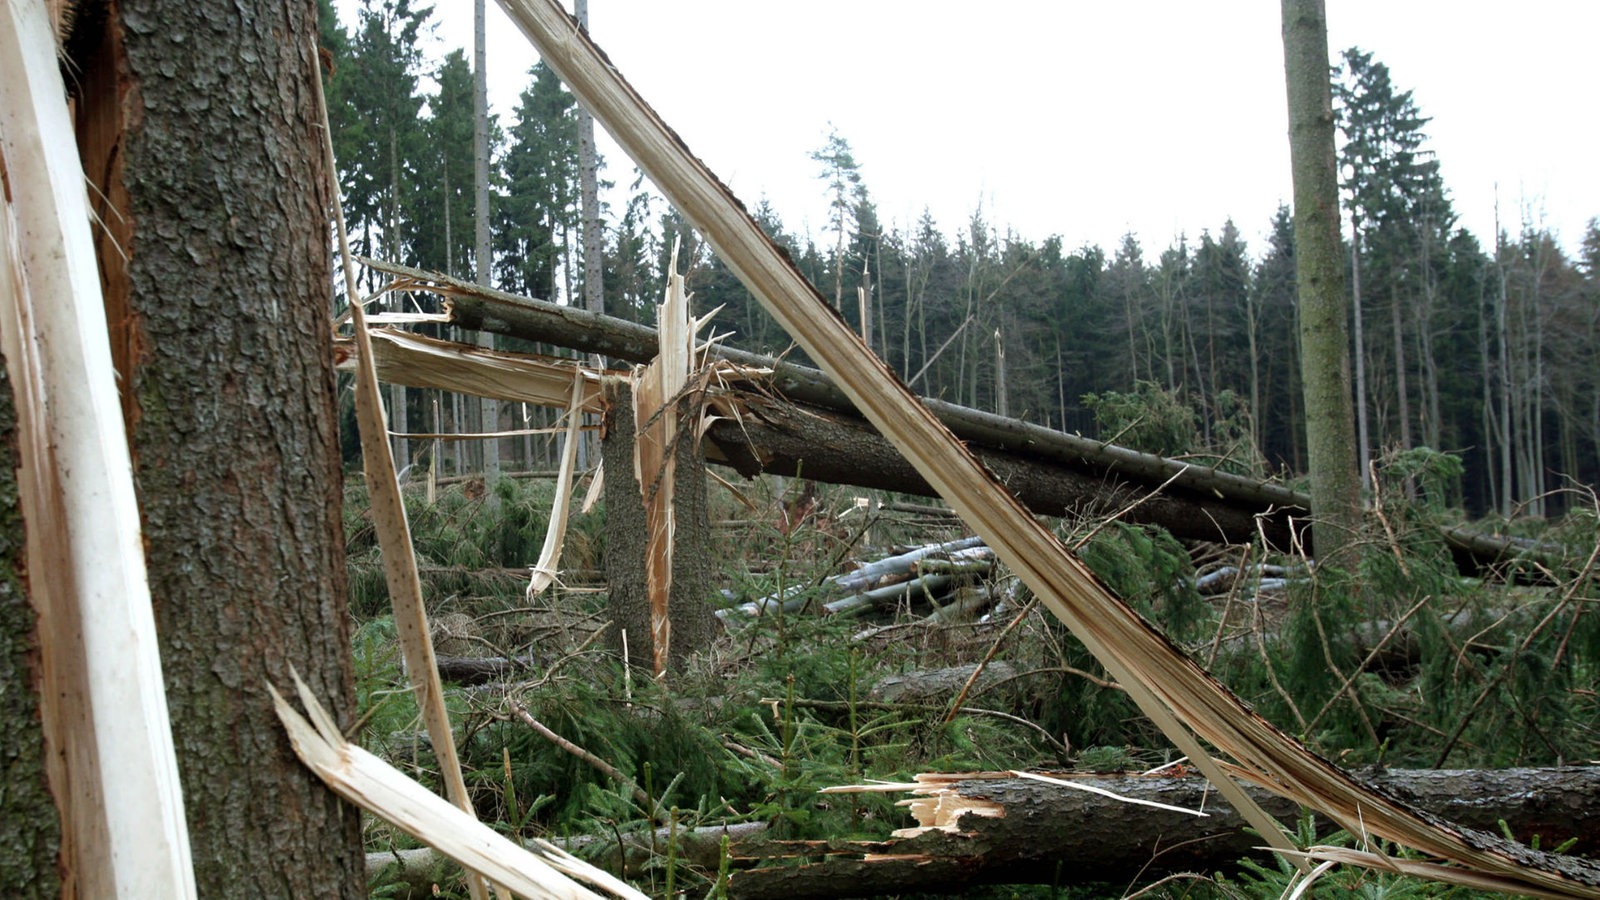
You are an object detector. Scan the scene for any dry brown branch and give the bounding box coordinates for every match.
[314,57,494,900]
[506,700,669,825]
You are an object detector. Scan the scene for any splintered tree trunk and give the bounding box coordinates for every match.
[85,1,366,895]
[601,378,717,674]
[0,349,60,898]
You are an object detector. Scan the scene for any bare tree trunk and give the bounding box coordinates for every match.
[475,0,499,490]
[1495,224,1514,515]
[1393,289,1413,453]
[600,379,717,673]
[389,129,409,470]
[94,0,368,893]
[724,768,1600,899]
[1350,220,1372,490]
[1281,0,1363,565]
[575,0,603,321]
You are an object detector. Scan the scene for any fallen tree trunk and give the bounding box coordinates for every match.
[356,257,1556,575]
[727,767,1600,898]
[704,393,1291,548]
[363,767,1600,898]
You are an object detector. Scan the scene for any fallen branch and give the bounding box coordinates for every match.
[506,700,669,825]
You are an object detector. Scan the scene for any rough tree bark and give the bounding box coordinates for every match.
[75,0,367,895]
[728,768,1600,898]
[601,378,718,673]
[0,348,60,897]
[1281,0,1363,566]
[365,767,1600,900]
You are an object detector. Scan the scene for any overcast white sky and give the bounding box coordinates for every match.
[386,1,1597,259]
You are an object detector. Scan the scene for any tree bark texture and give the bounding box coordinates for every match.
[705,393,1289,548]
[1281,0,1363,567]
[601,378,719,673]
[101,1,366,895]
[0,348,61,897]
[728,767,1600,898]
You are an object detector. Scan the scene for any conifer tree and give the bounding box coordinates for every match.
[497,62,578,301]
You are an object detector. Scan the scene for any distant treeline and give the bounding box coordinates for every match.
[324,1,1599,518]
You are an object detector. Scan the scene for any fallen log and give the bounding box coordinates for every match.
[704,394,1290,548]
[362,767,1599,897]
[726,767,1600,898]
[341,268,1558,574]
[729,536,986,618]
[432,653,538,686]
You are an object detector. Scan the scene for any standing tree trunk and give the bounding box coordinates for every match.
[1281,0,1362,565]
[475,0,500,490]
[1350,220,1372,490]
[601,379,717,674]
[84,1,367,895]
[575,0,604,321]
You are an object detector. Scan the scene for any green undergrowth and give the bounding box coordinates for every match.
[349,468,1600,899]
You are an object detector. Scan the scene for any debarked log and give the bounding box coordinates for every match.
[726,767,1600,899]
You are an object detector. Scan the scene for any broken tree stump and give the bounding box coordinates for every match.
[601,377,718,674]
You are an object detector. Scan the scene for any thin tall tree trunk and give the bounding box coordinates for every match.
[1392,289,1412,453]
[389,127,409,469]
[1281,0,1363,565]
[575,0,603,321]
[1350,219,1371,490]
[1495,236,1514,515]
[474,0,499,488]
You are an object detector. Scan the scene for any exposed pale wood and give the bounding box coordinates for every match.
[489,4,1600,894]
[0,2,195,894]
[316,58,493,900]
[527,375,587,596]
[334,328,602,410]
[270,674,642,900]
[634,256,691,676]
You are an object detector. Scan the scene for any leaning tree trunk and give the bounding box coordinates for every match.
[78,1,367,895]
[0,346,60,897]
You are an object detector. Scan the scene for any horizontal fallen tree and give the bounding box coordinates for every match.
[728,766,1600,898]
[349,257,1559,575]
[364,767,1600,899]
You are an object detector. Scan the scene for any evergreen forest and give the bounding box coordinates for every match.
[322,2,1600,521]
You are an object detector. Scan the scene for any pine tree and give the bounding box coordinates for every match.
[411,49,478,278]
[811,127,866,311]
[1335,48,1455,464]
[497,62,578,301]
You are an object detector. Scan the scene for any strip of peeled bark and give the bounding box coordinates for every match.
[727,767,1600,899]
